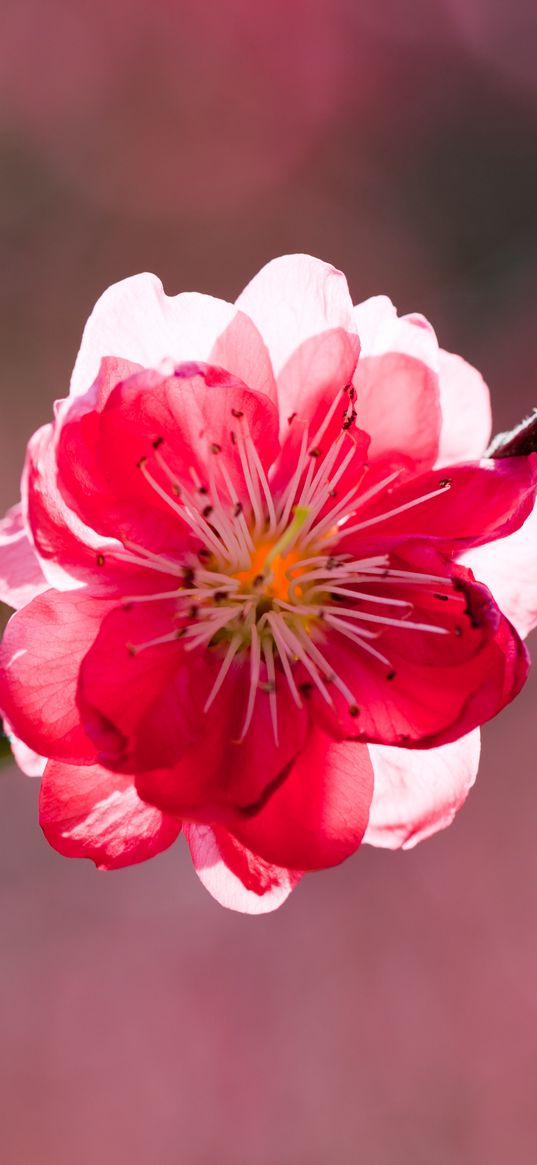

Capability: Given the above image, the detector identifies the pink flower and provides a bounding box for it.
[1,255,536,913]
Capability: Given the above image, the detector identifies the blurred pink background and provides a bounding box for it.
[1,2,537,1162]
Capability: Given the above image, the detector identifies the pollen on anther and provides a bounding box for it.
[202,504,213,518]
[234,502,243,517]
[231,408,243,419]
[210,442,222,455]
[136,455,148,468]
[433,592,449,601]
[439,477,452,488]
[348,704,360,718]
[96,553,105,567]
[308,447,322,458]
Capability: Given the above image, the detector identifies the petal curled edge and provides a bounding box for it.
[463,502,537,640]
[70,273,276,402]
[236,254,356,380]
[184,824,301,914]
[0,503,48,609]
[40,761,180,870]
[3,721,46,777]
[0,590,115,762]
[436,350,492,465]
[364,730,481,849]
[228,726,374,871]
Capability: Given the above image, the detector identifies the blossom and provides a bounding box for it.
[1,255,536,913]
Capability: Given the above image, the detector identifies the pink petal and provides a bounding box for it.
[0,590,115,762]
[70,273,275,401]
[3,720,46,777]
[184,824,301,914]
[307,559,529,748]
[365,730,481,849]
[352,298,441,472]
[24,419,121,593]
[436,349,492,465]
[229,726,374,871]
[78,598,308,813]
[463,501,537,639]
[0,503,48,609]
[40,761,180,869]
[92,365,280,551]
[346,455,537,553]
[236,254,356,380]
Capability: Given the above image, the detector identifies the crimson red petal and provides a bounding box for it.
[0,590,115,762]
[40,761,180,869]
[228,726,374,871]
[184,824,301,913]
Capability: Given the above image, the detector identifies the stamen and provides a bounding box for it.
[239,623,261,740]
[324,613,393,666]
[335,481,452,540]
[262,638,279,745]
[275,425,310,532]
[264,614,304,709]
[271,617,334,705]
[204,634,242,711]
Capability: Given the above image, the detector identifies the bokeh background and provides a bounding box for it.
[1,2,537,1162]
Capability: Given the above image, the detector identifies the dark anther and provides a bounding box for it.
[182,567,195,586]
[287,412,297,424]
[197,547,211,561]
[439,477,452,488]
[308,447,322,458]
[299,682,313,697]
[96,553,105,567]
[231,408,244,419]
[210,442,222,454]
[234,502,243,517]
[198,485,208,495]
[253,574,265,588]
[329,592,346,602]
[202,504,214,519]
[189,605,199,620]
[171,482,181,496]
[386,670,396,681]
[348,704,360,718]
[175,627,187,639]
[454,625,463,637]
[152,436,164,449]
[136,455,148,468]
[213,591,229,601]
[328,488,337,498]
[433,592,449,601]
[325,556,338,569]
[230,430,237,445]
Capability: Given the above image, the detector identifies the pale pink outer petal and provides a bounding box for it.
[352,296,441,470]
[184,824,300,915]
[463,503,537,639]
[436,349,492,465]
[364,730,481,850]
[3,721,46,777]
[70,274,275,401]
[0,503,48,609]
[353,296,439,368]
[235,254,356,377]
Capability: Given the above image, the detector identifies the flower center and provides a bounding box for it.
[108,381,456,744]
